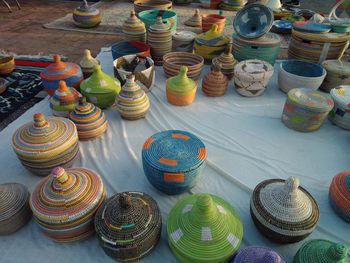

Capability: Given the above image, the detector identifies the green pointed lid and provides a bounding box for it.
[294,239,349,263]
[167,194,243,263]
[166,66,196,93]
[80,65,121,94]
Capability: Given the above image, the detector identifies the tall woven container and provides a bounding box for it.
[167,194,243,263]
[232,246,286,263]
[320,60,350,92]
[30,167,106,242]
[202,63,229,97]
[294,239,349,263]
[250,177,320,243]
[95,192,162,262]
[329,86,350,130]
[329,171,350,222]
[0,183,31,235]
[212,43,237,80]
[12,113,79,176]
[142,130,207,195]
[122,11,146,42]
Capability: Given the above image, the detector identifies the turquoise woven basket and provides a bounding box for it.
[138,9,177,32]
[142,130,207,195]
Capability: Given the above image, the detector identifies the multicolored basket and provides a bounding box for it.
[12,113,79,176]
[329,171,350,223]
[0,183,31,235]
[122,11,146,42]
[250,177,320,243]
[95,192,162,262]
[79,49,100,79]
[49,80,81,117]
[30,167,106,242]
[329,86,350,130]
[72,0,101,28]
[282,88,334,132]
[294,239,349,263]
[232,246,286,263]
[202,63,229,97]
[212,43,237,80]
[321,60,350,93]
[167,194,243,263]
[142,130,207,194]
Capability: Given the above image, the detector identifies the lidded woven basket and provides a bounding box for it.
[212,43,237,80]
[329,86,350,130]
[294,239,349,263]
[95,191,162,262]
[30,166,106,242]
[0,183,31,235]
[329,170,350,222]
[202,63,229,97]
[122,11,146,42]
[250,177,320,243]
[167,194,243,263]
[142,130,207,195]
[12,113,79,176]
[73,0,101,28]
[69,97,108,140]
[232,246,286,263]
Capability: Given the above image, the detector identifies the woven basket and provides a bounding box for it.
[294,239,349,263]
[12,113,79,176]
[122,11,146,42]
[30,167,106,242]
[329,86,350,130]
[95,191,161,262]
[167,194,243,263]
[212,43,237,80]
[69,97,108,140]
[142,130,207,194]
[232,246,286,263]
[320,60,350,93]
[329,171,350,223]
[0,183,31,235]
[202,63,228,97]
[79,49,100,79]
[250,177,320,243]
[133,0,172,15]
[73,0,101,28]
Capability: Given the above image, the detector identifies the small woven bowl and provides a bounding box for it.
[202,14,226,33]
[0,56,15,75]
[163,52,204,80]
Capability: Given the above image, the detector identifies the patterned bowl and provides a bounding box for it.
[0,56,15,75]
[111,41,151,61]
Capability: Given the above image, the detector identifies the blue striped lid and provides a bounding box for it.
[142,130,207,173]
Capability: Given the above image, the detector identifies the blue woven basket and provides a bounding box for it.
[142,130,207,195]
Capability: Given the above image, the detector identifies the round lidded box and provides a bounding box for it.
[167,194,243,263]
[30,167,106,242]
[282,88,334,132]
[321,60,350,92]
[329,86,350,130]
[95,191,162,262]
[0,183,31,235]
[250,177,320,243]
[142,130,207,195]
[202,63,229,97]
[232,246,286,263]
[12,113,79,176]
[329,171,350,223]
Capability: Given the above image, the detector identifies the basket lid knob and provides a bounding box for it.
[119,193,132,209]
[58,80,68,92]
[284,177,300,193]
[33,113,47,128]
[52,167,69,184]
[327,243,348,260]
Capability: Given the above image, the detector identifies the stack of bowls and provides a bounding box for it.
[212,43,236,80]
[172,31,196,53]
[122,11,146,42]
[232,246,286,263]
[12,113,79,176]
[163,52,204,80]
[329,86,350,130]
[320,60,350,92]
[202,14,226,33]
[282,88,334,132]
[202,64,228,97]
[30,167,106,242]
[134,0,172,15]
[138,9,177,32]
[95,192,162,261]
[329,171,350,222]
[142,130,207,194]
[72,1,101,28]
[250,177,320,243]
[147,16,172,65]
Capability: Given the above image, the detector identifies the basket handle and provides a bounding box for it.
[329,0,345,21]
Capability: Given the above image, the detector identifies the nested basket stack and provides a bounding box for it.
[202,63,229,97]
[329,171,350,223]
[212,43,237,80]
[142,130,207,195]
[95,192,162,262]
[49,80,81,117]
[69,97,108,140]
[12,113,79,176]
[329,86,350,130]
[250,177,320,243]
[294,239,350,263]
[147,16,172,66]
[30,167,106,242]
[167,194,243,263]
[0,183,31,235]
[116,74,150,120]
[320,60,350,92]
[122,11,147,42]
[232,246,286,263]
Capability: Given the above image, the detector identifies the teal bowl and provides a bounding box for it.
[138,9,177,32]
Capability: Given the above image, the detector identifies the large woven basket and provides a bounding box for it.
[0,183,31,235]
[142,130,207,194]
[167,194,243,263]
[250,177,320,243]
[30,167,106,242]
[329,170,350,223]
[95,192,161,262]
[232,246,286,263]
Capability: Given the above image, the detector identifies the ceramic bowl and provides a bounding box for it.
[134,0,172,14]
[163,52,204,80]
[202,14,226,33]
[0,56,15,75]
[138,9,177,32]
[111,41,151,60]
[0,78,6,94]
[278,60,327,93]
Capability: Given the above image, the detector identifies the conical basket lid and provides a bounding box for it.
[123,11,146,34]
[117,75,150,109]
[50,81,81,106]
[294,239,349,263]
[167,194,243,262]
[214,44,236,68]
[166,66,196,94]
[70,97,106,126]
[30,167,106,224]
[40,55,81,81]
[79,50,100,69]
[150,16,171,32]
[75,0,98,13]
[233,246,286,263]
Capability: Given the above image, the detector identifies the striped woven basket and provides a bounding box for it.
[167,194,243,263]
[30,167,106,242]
[329,171,350,223]
[95,192,162,262]
[232,246,286,263]
[329,86,350,130]
[0,183,31,235]
[142,130,207,195]
[202,63,229,97]
[250,177,320,243]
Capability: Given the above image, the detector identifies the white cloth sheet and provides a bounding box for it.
[0,48,349,262]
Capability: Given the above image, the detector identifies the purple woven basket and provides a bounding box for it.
[232,246,286,263]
